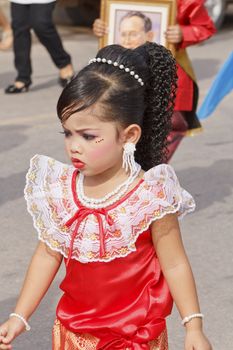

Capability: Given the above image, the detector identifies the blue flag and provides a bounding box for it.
[198,51,233,119]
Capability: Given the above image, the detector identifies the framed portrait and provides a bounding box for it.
[99,0,176,53]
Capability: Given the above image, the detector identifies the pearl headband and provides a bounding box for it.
[88,57,144,86]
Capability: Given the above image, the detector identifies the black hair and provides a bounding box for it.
[57,42,177,169]
[120,11,152,32]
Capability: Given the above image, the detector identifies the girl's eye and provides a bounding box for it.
[82,133,96,140]
[60,130,71,138]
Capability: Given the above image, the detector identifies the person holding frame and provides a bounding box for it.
[93,0,216,161]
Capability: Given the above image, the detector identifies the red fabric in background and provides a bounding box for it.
[167,111,188,161]
[175,0,216,111]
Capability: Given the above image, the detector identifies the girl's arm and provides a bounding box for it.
[0,241,62,349]
[151,213,212,350]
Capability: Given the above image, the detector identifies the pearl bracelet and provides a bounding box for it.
[181,313,204,326]
[9,313,31,331]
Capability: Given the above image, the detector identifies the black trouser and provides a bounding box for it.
[11,2,71,83]
[182,81,201,130]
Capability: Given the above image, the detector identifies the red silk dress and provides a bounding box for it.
[25,155,195,350]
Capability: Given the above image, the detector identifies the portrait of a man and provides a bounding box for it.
[114,10,160,49]
[106,2,170,47]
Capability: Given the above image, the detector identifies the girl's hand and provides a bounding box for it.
[93,19,108,37]
[185,329,212,350]
[0,318,26,349]
[165,24,183,44]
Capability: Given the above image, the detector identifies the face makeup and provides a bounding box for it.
[71,157,85,169]
[95,138,104,144]
[63,105,125,177]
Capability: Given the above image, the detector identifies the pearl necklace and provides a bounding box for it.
[77,164,141,209]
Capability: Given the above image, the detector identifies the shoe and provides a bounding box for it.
[185,127,203,137]
[183,111,203,136]
[58,75,74,88]
[5,81,31,94]
[184,112,202,129]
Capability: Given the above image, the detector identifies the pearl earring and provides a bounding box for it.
[122,142,137,175]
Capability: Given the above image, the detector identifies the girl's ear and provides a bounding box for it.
[121,124,141,145]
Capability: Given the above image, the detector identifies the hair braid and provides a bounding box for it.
[135,43,177,169]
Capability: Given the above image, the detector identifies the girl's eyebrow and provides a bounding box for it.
[76,128,100,132]
[62,126,100,132]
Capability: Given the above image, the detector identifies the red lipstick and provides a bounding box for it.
[71,157,85,169]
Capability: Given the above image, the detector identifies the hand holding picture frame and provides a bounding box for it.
[99,0,176,53]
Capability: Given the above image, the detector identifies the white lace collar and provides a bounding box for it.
[24,155,195,263]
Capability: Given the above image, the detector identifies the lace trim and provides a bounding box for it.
[24,155,195,263]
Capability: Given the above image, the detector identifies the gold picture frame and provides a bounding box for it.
[99,0,176,54]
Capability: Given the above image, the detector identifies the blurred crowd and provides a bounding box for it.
[0,0,217,161]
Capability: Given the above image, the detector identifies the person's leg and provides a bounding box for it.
[166,111,188,162]
[30,3,73,85]
[0,9,11,30]
[171,110,188,132]
[183,82,202,135]
[0,9,13,50]
[10,3,32,84]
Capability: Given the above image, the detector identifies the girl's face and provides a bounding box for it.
[62,104,125,177]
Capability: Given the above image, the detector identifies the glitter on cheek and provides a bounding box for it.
[95,138,104,144]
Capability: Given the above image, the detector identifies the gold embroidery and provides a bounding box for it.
[157,190,165,199]
[89,233,98,241]
[52,319,169,350]
[114,230,121,237]
[120,207,126,214]
[28,172,36,181]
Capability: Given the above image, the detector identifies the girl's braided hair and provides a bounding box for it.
[57,42,177,170]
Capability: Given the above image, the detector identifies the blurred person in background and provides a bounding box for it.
[5,0,74,94]
[93,1,216,160]
[0,8,13,50]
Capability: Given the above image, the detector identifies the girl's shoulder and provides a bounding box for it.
[143,163,180,185]
[25,154,73,185]
[137,163,195,220]
[24,154,74,205]
[143,163,184,198]
[24,153,75,231]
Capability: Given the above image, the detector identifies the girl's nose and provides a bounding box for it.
[70,140,82,154]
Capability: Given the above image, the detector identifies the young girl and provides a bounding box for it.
[0,42,212,350]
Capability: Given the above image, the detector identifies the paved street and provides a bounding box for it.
[0,12,233,350]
